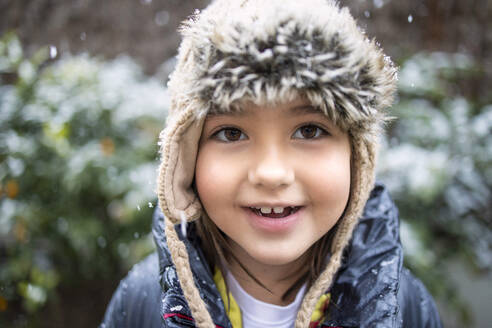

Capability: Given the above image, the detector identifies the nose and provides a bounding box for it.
[248,148,295,189]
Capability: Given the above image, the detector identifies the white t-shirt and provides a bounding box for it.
[225,270,307,328]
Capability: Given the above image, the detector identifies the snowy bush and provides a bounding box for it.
[378,51,491,323]
[0,33,167,324]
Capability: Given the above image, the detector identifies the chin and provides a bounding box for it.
[247,248,306,267]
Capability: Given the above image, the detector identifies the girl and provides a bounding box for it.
[102,0,442,327]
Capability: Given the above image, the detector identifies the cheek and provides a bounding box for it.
[195,149,221,209]
[307,145,351,215]
[195,146,240,218]
[196,151,220,194]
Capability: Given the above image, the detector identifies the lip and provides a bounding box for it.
[245,203,300,208]
[242,206,303,233]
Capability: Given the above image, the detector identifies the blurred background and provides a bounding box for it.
[0,0,490,327]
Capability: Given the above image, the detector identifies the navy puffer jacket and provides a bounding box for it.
[101,183,442,328]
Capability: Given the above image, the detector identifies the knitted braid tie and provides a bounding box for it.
[157,105,214,327]
[164,215,216,328]
[294,136,375,327]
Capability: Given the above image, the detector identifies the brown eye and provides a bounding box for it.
[293,124,326,139]
[214,128,246,142]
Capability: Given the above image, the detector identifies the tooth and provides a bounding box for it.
[260,207,272,214]
[273,207,284,214]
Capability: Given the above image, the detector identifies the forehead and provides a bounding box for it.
[206,98,325,119]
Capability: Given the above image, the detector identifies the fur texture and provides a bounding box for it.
[175,0,396,133]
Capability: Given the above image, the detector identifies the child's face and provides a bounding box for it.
[195,97,351,268]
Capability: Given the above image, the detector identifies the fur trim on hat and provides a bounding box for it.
[177,0,396,131]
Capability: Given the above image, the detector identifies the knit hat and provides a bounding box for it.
[157,0,397,327]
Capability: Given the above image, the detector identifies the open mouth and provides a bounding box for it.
[248,206,302,219]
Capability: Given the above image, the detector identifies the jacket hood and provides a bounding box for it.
[156,0,397,326]
[153,183,403,327]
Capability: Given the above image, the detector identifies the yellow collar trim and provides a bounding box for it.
[214,268,243,328]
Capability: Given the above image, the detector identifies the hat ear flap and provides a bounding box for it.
[158,105,204,224]
[332,135,376,251]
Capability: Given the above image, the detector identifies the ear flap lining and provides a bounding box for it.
[158,106,205,224]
